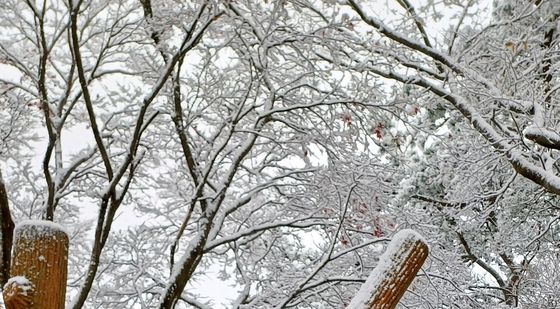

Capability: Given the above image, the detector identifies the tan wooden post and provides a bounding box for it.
[2,221,69,309]
[347,229,428,309]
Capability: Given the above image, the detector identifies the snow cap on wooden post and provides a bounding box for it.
[347,229,428,309]
[3,220,69,309]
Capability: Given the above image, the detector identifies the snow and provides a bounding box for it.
[5,276,30,287]
[346,229,427,309]
[523,126,560,149]
[4,276,33,295]
[15,220,69,238]
[364,65,560,195]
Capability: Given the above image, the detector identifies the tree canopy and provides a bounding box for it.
[1,0,559,307]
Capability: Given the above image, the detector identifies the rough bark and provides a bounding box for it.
[4,222,69,309]
[347,230,429,309]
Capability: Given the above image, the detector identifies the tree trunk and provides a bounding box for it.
[0,170,14,286]
[3,221,68,309]
[347,229,429,309]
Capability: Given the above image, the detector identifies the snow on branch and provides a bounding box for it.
[345,0,533,115]
[348,64,560,195]
[524,126,560,150]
